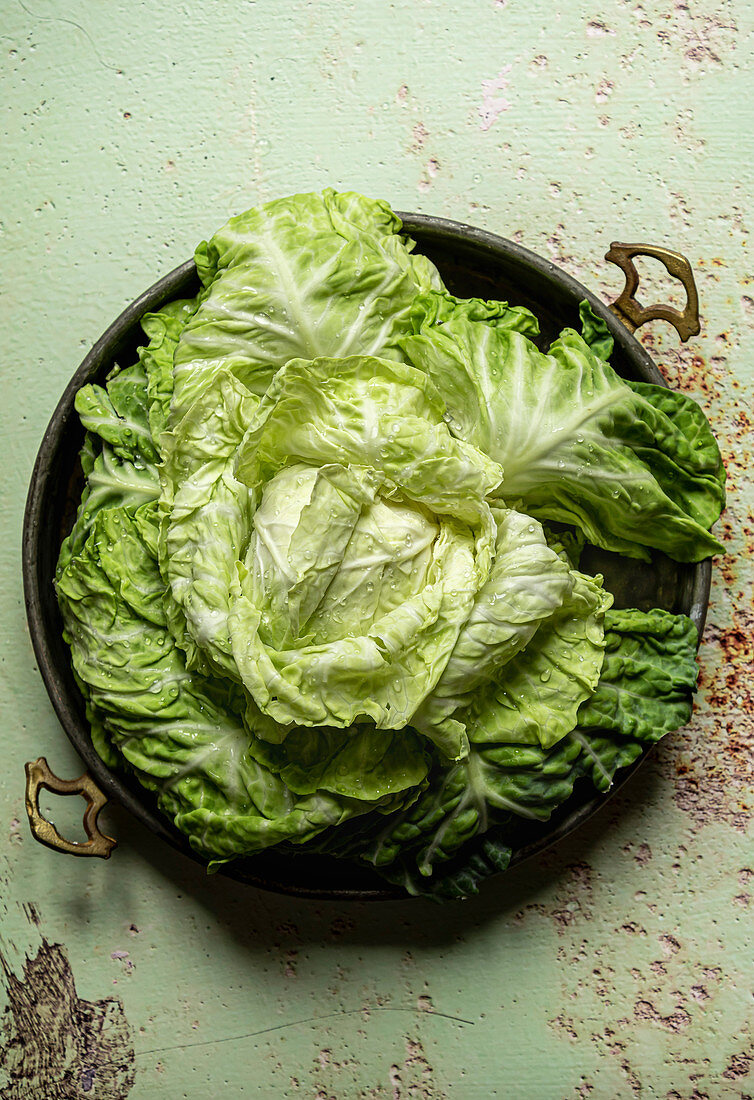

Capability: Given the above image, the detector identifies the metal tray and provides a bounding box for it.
[22,215,709,899]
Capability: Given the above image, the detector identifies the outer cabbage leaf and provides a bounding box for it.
[368,738,584,878]
[56,360,163,578]
[138,295,204,440]
[625,379,728,528]
[170,189,441,421]
[541,302,720,532]
[365,606,698,897]
[578,299,614,361]
[57,295,201,579]
[401,311,725,562]
[247,722,429,801]
[75,360,158,466]
[576,608,698,744]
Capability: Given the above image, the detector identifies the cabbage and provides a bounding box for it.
[56,190,723,897]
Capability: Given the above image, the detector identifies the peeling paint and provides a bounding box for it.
[0,940,135,1098]
[417,155,439,194]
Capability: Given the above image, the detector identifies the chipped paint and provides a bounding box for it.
[586,19,616,37]
[479,67,513,130]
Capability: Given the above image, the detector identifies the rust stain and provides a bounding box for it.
[6,820,20,848]
[272,921,302,978]
[670,604,754,831]
[633,998,692,1031]
[658,933,681,956]
[283,949,299,978]
[585,954,726,1094]
[619,922,646,936]
[549,1014,579,1040]
[328,916,355,940]
[632,842,652,866]
[628,954,723,1038]
[0,939,135,1098]
[595,78,615,103]
[632,328,754,835]
[631,1,739,73]
[637,335,725,405]
[586,19,616,37]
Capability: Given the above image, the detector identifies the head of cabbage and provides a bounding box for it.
[55,190,720,896]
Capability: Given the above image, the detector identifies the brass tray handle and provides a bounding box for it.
[25,756,116,858]
[605,242,700,341]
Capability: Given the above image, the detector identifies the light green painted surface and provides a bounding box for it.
[1,1,752,1096]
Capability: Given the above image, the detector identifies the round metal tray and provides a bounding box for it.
[23,214,710,898]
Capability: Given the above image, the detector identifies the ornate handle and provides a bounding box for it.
[25,757,116,858]
[605,242,700,341]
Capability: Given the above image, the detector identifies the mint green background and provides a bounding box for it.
[2,2,752,1096]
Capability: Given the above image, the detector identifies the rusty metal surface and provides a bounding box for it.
[1,1,752,1095]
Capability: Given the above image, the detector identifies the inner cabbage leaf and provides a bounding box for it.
[230,354,502,757]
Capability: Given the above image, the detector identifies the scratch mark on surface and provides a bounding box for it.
[16,0,121,72]
[21,904,39,928]
[135,1005,475,1057]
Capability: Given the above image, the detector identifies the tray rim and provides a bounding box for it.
[22,212,712,900]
